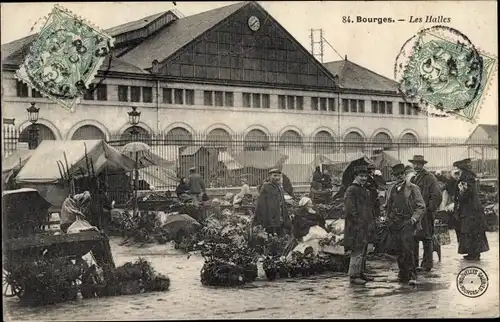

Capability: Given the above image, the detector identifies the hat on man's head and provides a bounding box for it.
[189,166,197,171]
[408,155,428,164]
[269,168,282,175]
[353,165,369,175]
[404,165,415,173]
[391,163,405,174]
[453,158,471,169]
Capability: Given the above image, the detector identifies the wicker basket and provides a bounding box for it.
[434,223,451,245]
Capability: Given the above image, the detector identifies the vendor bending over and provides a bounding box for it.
[60,191,92,233]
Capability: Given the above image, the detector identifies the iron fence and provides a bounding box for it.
[2,128,498,205]
[106,133,499,191]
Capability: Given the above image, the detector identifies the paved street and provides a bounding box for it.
[4,230,499,320]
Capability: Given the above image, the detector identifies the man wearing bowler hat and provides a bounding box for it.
[384,163,426,285]
[408,155,442,272]
[253,168,292,236]
[344,165,376,285]
[187,166,206,202]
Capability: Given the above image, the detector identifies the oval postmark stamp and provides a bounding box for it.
[456,266,489,298]
[394,26,497,122]
[15,5,115,111]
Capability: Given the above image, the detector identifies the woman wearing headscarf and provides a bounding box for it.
[453,158,489,260]
[60,191,92,233]
[175,177,190,200]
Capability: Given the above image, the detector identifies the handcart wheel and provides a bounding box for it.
[3,269,24,298]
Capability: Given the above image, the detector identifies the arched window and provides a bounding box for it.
[373,132,393,150]
[19,124,56,149]
[205,128,232,148]
[165,127,193,145]
[314,131,336,153]
[344,131,364,152]
[278,130,303,148]
[244,129,269,151]
[401,133,418,146]
[71,125,106,140]
[120,126,152,145]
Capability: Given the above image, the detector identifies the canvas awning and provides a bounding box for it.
[2,149,33,184]
[218,151,243,170]
[15,140,139,184]
[234,150,288,169]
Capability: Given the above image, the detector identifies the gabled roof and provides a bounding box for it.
[180,146,207,156]
[467,124,498,144]
[119,2,248,69]
[106,11,171,37]
[323,59,399,93]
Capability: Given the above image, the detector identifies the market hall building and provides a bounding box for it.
[2,1,427,154]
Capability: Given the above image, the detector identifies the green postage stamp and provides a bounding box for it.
[395,26,496,122]
[15,5,114,111]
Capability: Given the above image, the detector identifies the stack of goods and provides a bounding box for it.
[479,185,499,232]
[9,257,84,305]
[314,201,345,220]
[200,240,258,287]
[104,258,170,296]
[125,191,175,211]
[110,211,169,244]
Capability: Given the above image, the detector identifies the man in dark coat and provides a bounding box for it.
[253,168,292,235]
[409,155,442,272]
[385,164,426,286]
[344,165,375,285]
[187,167,206,201]
[453,158,490,260]
[366,163,381,220]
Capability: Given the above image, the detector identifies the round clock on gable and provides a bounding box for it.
[248,16,260,31]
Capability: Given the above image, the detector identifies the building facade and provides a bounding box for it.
[2,1,427,153]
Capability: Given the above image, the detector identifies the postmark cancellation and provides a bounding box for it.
[14,5,115,111]
[395,26,497,123]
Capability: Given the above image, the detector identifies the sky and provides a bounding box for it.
[1,1,497,138]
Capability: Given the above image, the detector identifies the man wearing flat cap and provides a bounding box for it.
[452,157,489,260]
[344,165,375,285]
[384,163,426,285]
[408,155,442,272]
[253,168,292,236]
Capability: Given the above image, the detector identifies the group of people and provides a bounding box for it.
[344,155,490,286]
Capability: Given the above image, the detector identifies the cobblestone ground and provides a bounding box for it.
[4,230,499,320]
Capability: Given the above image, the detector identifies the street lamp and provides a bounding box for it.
[26,102,40,149]
[128,106,141,138]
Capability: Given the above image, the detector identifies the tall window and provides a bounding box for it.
[174,89,184,104]
[319,97,326,111]
[204,91,213,106]
[83,85,95,100]
[131,86,141,102]
[31,89,43,98]
[328,98,335,111]
[95,84,107,101]
[371,101,378,113]
[296,96,303,110]
[118,86,128,102]
[379,101,386,114]
[186,89,195,105]
[278,95,286,109]
[252,93,261,108]
[242,93,251,107]
[386,102,393,114]
[413,105,419,115]
[311,97,319,110]
[16,81,28,97]
[142,87,152,103]
[350,99,357,113]
[163,88,172,104]
[287,96,295,110]
[342,99,349,112]
[399,102,405,115]
[262,94,270,108]
[358,100,365,113]
[214,91,224,106]
[406,104,412,115]
[225,92,234,107]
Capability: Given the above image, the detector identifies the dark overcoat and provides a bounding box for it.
[411,169,442,239]
[254,181,291,232]
[454,171,489,234]
[343,182,375,251]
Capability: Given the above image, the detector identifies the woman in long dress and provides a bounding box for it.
[453,158,490,260]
